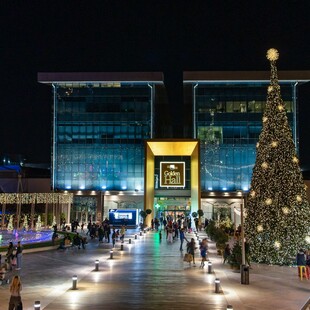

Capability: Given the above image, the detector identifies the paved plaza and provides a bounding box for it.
[0,228,309,310]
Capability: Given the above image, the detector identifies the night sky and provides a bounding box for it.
[1,1,310,166]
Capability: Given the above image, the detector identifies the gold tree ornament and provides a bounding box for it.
[305,236,310,244]
[263,116,268,123]
[265,198,272,205]
[261,162,268,169]
[274,241,281,249]
[282,207,290,214]
[256,142,259,148]
[266,48,279,61]
[250,190,256,198]
[271,141,278,148]
[296,195,302,202]
[292,156,299,163]
[268,86,273,93]
[278,105,284,111]
[257,225,264,232]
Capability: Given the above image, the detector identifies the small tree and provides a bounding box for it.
[23,215,29,231]
[140,209,152,228]
[36,215,42,232]
[198,209,204,218]
[192,211,198,218]
[228,241,242,269]
[7,215,14,232]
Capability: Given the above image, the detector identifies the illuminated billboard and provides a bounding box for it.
[160,162,185,187]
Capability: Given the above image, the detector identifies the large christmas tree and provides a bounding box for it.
[245,48,310,265]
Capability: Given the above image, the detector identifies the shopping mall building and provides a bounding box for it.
[38,71,310,226]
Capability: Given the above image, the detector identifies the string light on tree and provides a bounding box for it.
[245,48,310,265]
[274,241,281,249]
[36,215,42,232]
[7,215,14,232]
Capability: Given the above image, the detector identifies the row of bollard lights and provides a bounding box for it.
[194,231,234,310]
[32,230,149,309]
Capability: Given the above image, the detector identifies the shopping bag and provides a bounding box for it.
[183,253,193,262]
[11,257,17,266]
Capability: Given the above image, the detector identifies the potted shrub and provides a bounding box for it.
[214,228,228,256]
[228,241,242,270]
[140,209,152,228]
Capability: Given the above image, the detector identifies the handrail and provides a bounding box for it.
[300,298,310,310]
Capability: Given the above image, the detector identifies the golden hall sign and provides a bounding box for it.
[160,162,185,187]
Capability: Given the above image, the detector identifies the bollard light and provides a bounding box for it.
[215,278,220,293]
[110,250,114,259]
[208,261,212,274]
[143,229,146,234]
[34,300,40,310]
[95,259,99,271]
[227,305,233,310]
[129,238,132,244]
[135,234,137,239]
[72,275,77,290]
[120,244,124,251]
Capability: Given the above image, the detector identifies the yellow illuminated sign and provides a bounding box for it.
[160,162,185,187]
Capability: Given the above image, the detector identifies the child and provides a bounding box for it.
[112,229,116,248]
[0,263,9,285]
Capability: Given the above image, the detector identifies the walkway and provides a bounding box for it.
[0,229,309,309]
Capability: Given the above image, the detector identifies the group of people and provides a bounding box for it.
[3,241,23,271]
[0,242,23,309]
[296,249,310,278]
[160,215,209,267]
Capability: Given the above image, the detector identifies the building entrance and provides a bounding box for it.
[154,197,191,222]
[144,140,200,228]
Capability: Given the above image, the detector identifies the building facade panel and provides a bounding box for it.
[53,83,154,191]
[189,81,297,192]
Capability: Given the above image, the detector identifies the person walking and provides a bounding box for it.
[223,243,231,263]
[167,225,173,243]
[179,228,188,251]
[8,275,23,310]
[15,242,23,271]
[120,225,126,243]
[6,242,14,271]
[187,238,197,266]
[112,229,116,248]
[199,238,208,268]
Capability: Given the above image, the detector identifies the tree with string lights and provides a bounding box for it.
[245,48,310,265]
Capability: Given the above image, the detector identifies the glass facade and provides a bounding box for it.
[53,83,153,191]
[193,82,295,192]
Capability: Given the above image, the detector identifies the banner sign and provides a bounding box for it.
[160,162,185,187]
